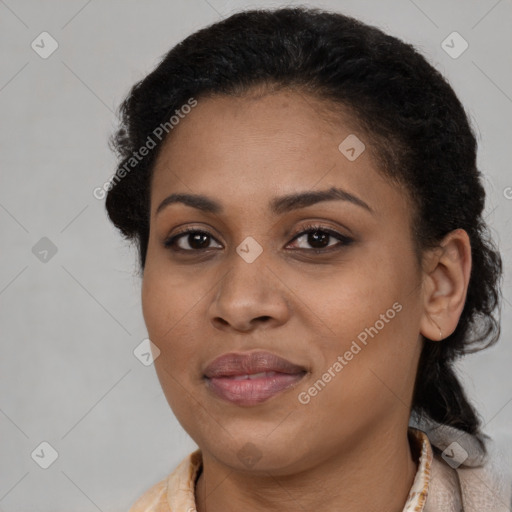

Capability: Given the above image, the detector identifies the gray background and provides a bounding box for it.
[1,0,511,510]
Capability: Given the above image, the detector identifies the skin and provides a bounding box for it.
[141,87,471,512]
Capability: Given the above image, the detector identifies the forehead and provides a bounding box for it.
[149,89,408,220]
[161,88,358,145]
[153,90,359,175]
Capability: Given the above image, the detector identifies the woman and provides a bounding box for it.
[105,6,511,511]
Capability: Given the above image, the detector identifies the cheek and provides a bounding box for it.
[296,312,418,441]
[293,260,399,344]
[141,270,207,427]
[141,275,195,392]
[141,260,205,339]
[295,259,421,410]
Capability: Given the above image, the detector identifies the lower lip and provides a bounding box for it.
[205,372,306,406]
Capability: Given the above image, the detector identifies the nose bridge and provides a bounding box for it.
[219,241,272,302]
[209,241,288,330]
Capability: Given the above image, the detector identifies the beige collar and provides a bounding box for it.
[163,427,434,512]
[128,426,510,511]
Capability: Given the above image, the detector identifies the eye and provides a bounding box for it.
[164,229,222,252]
[288,223,354,252]
[163,223,354,254]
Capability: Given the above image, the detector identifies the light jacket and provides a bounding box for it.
[128,424,512,511]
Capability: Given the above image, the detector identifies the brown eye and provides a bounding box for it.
[164,230,222,251]
[288,225,354,252]
[163,224,353,255]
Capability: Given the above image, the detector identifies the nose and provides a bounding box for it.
[208,251,290,333]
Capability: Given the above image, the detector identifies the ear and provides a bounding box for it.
[419,228,472,341]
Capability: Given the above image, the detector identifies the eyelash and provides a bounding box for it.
[163,223,354,254]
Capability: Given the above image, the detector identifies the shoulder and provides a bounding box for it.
[455,449,512,511]
[422,423,512,512]
[426,451,512,511]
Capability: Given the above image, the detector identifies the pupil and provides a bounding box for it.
[190,233,210,249]
[309,230,328,248]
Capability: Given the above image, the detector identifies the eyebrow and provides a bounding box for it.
[155,186,374,216]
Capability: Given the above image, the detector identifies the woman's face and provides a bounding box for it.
[142,89,426,473]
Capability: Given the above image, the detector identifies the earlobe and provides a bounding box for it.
[419,229,472,342]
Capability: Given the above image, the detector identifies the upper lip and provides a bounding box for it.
[203,351,307,378]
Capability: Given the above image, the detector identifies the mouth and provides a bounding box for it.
[203,351,308,406]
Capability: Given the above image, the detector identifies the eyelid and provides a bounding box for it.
[163,222,354,253]
[163,225,222,249]
[287,223,353,250]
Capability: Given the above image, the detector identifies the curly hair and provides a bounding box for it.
[104,6,503,451]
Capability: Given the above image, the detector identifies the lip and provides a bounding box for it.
[203,351,307,406]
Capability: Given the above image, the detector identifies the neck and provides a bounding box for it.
[195,422,419,512]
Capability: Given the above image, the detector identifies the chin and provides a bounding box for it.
[195,426,311,474]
